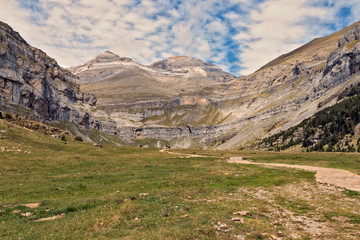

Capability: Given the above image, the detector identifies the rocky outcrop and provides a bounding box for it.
[338,25,360,47]
[0,21,116,134]
[150,56,237,82]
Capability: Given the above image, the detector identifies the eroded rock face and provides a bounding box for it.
[0,21,114,134]
[150,56,237,82]
[338,25,360,47]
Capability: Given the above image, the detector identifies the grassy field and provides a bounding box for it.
[0,119,360,239]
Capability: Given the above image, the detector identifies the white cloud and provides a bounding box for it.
[0,0,359,77]
[238,0,327,75]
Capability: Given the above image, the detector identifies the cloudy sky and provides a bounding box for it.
[0,0,358,75]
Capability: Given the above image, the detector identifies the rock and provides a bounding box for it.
[51,134,60,138]
[139,193,149,196]
[180,214,189,218]
[234,235,245,240]
[231,217,244,223]
[21,212,32,217]
[338,25,360,47]
[270,235,278,240]
[213,222,230,232]
[93,143,99,147]
[233,211,252,216]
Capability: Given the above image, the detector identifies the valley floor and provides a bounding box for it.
[0,119,360,239]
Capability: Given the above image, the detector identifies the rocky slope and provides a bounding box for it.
[70,21,360,149]
[0,21,117,139]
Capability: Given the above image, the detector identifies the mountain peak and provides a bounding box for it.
[95,50,133,63]
[150,55,213,70]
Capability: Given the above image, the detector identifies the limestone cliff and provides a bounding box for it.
[0,21,116,136]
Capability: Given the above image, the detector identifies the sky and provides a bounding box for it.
[0,0,359,76]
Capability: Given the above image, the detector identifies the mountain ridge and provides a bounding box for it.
[2,20,360,149]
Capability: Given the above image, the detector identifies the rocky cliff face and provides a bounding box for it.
[0,21,116,136]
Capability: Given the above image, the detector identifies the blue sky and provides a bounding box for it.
[0,0,358,75]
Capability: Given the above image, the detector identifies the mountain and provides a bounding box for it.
[2,19,360,149]
[70,21,360,149]
[70,51,238,148]
[0,21,117,142]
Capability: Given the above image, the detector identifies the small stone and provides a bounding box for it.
[12,210,20,213]
[233,211,252,216]
[277,231,284,237]
[271,235,278,240]
[139,193,149,196]
[180,214,189,218]
[231,217,244,223]
[213,222,230,232]
[235,235,245,240]
[21,212,32,217]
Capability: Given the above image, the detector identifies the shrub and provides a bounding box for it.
[61,135,66,141]
[0,112,2,119]
[74,136,83,142]
[5,113,12,119]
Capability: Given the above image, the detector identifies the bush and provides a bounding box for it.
[61,135,66,141]
[0,112,2,119]
[5,113,12,119]
[74,136,83,142]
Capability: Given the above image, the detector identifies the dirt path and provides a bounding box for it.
[228,157,360,192]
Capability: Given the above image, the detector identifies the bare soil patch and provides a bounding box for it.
[228,157,360,192]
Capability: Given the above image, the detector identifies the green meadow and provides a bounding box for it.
[0,119,359,239]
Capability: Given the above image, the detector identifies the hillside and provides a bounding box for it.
[260,83,360,152]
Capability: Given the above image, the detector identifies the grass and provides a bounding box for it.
[0,119,360,239]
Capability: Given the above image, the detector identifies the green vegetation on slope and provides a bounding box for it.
[262,83,360,152]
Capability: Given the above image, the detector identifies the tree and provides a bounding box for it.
[75,136,83,142]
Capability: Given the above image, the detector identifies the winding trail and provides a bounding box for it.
[228,157,360,192]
